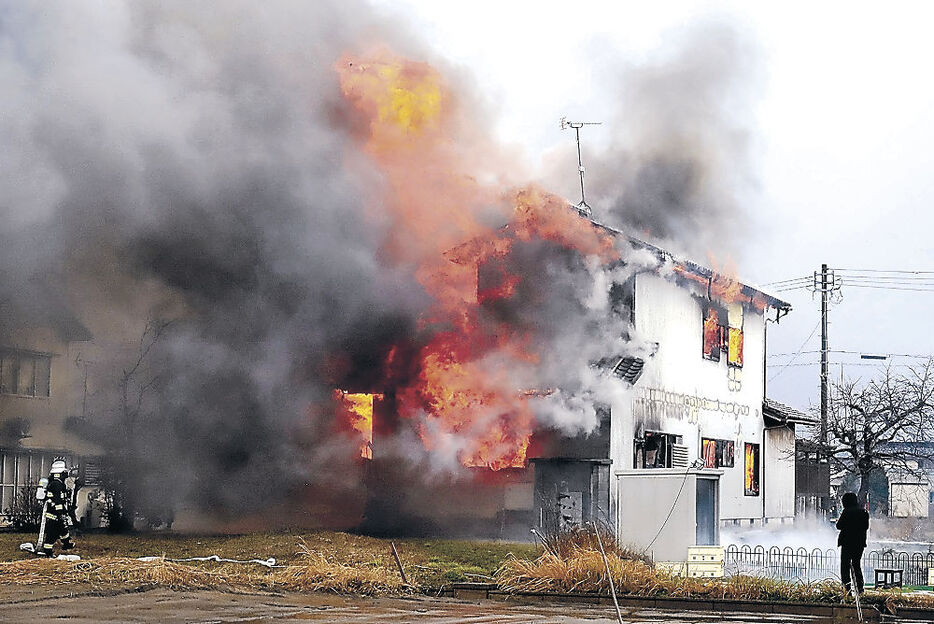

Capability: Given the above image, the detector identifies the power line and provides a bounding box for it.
[768,319,821,382]
[769,349,933,359]
[766,361,915,368]
[840,271,934,282]
[763,276,812,286]
[835,268,934,274]
[841,284,934,293]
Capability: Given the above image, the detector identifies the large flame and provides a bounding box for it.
[334,390,381,460]
[335,51,618,470]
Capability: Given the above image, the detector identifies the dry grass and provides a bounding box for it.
[534,524,649,564]
[0,548,403,595]
[495,545,934,613]
[0,531,537,594]
[271,542,404,594]
[0,557,242,591]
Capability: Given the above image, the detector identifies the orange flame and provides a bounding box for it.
[334,390,381,459]
[672,256,766,313]
[336,51,618,470]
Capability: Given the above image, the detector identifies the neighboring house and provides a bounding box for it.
[794,438,831,517]
[887,465,929,518]
[874,442,934,518]
[0,289,102,525]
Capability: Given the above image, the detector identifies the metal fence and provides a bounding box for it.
[725,544,934,586]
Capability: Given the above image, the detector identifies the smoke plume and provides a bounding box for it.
[544,17,763,260]
[0,0,436,524]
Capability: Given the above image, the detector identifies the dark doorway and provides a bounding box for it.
[695,478,718,545]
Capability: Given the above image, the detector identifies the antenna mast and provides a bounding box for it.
[561,117,601,217]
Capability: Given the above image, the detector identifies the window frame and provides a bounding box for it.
[634,431,683,469]
[701,301,744,368]
[701,437,735,468]
[744,442,760,496]
[0,349,52,398]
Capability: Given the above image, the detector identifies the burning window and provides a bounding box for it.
[702,304,724,362]
[334,391,382,460]
[744,443,760,496]
[727,327,744,367]
[702,302,743,368]
[633,431,682,469]
[701,438,735,468]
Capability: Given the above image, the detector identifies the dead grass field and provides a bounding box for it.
[0,530,538,592]
[3,529,934,614]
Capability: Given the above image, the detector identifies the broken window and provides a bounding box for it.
[702,303,724,361]
[701,438,735,468]
[744,443,760,496]
[0,351,51,398]
[609,276,635,326]
[727,327,744,367]
[702,302,744,368]
[633,431,682,469]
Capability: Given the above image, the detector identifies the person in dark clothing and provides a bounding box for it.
[837,492,869,593]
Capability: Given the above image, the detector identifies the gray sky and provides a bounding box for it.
[372,0,934,412]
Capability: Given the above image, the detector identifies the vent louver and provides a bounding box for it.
[671,444,690,469]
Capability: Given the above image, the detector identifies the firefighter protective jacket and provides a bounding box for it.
[45,477,70,522]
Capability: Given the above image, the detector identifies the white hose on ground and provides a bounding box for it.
[136,554,279,568]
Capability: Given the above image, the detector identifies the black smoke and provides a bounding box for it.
[0,0,431,524]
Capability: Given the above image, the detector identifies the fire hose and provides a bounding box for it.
[136,555,280,568]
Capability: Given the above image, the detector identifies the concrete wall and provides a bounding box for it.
[610,273,790,524]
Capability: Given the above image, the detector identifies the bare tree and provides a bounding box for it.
[104,318,174,530]
[817,361,934,507]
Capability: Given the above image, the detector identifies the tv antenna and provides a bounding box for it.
[560,117,601,218]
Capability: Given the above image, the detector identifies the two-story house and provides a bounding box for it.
[360,215,811,552]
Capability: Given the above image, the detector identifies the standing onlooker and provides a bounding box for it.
[837,492,869,593]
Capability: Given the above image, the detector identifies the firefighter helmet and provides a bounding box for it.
[50,459,67,475]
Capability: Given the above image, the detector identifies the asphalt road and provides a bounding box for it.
[0,586,855,623]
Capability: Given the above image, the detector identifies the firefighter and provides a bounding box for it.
[38,459,76,557]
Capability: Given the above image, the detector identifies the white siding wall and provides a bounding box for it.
[610,272,789,523]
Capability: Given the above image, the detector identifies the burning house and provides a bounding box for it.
[0,8,798,541]
[337,200,807,556]
[325,53,809,556]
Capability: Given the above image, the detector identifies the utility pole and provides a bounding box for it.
[812,263,841,443]
[812,264,840,516]
[820,263,829,444]
[560,117,601,218]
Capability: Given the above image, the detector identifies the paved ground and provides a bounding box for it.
[0,586,856,623]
